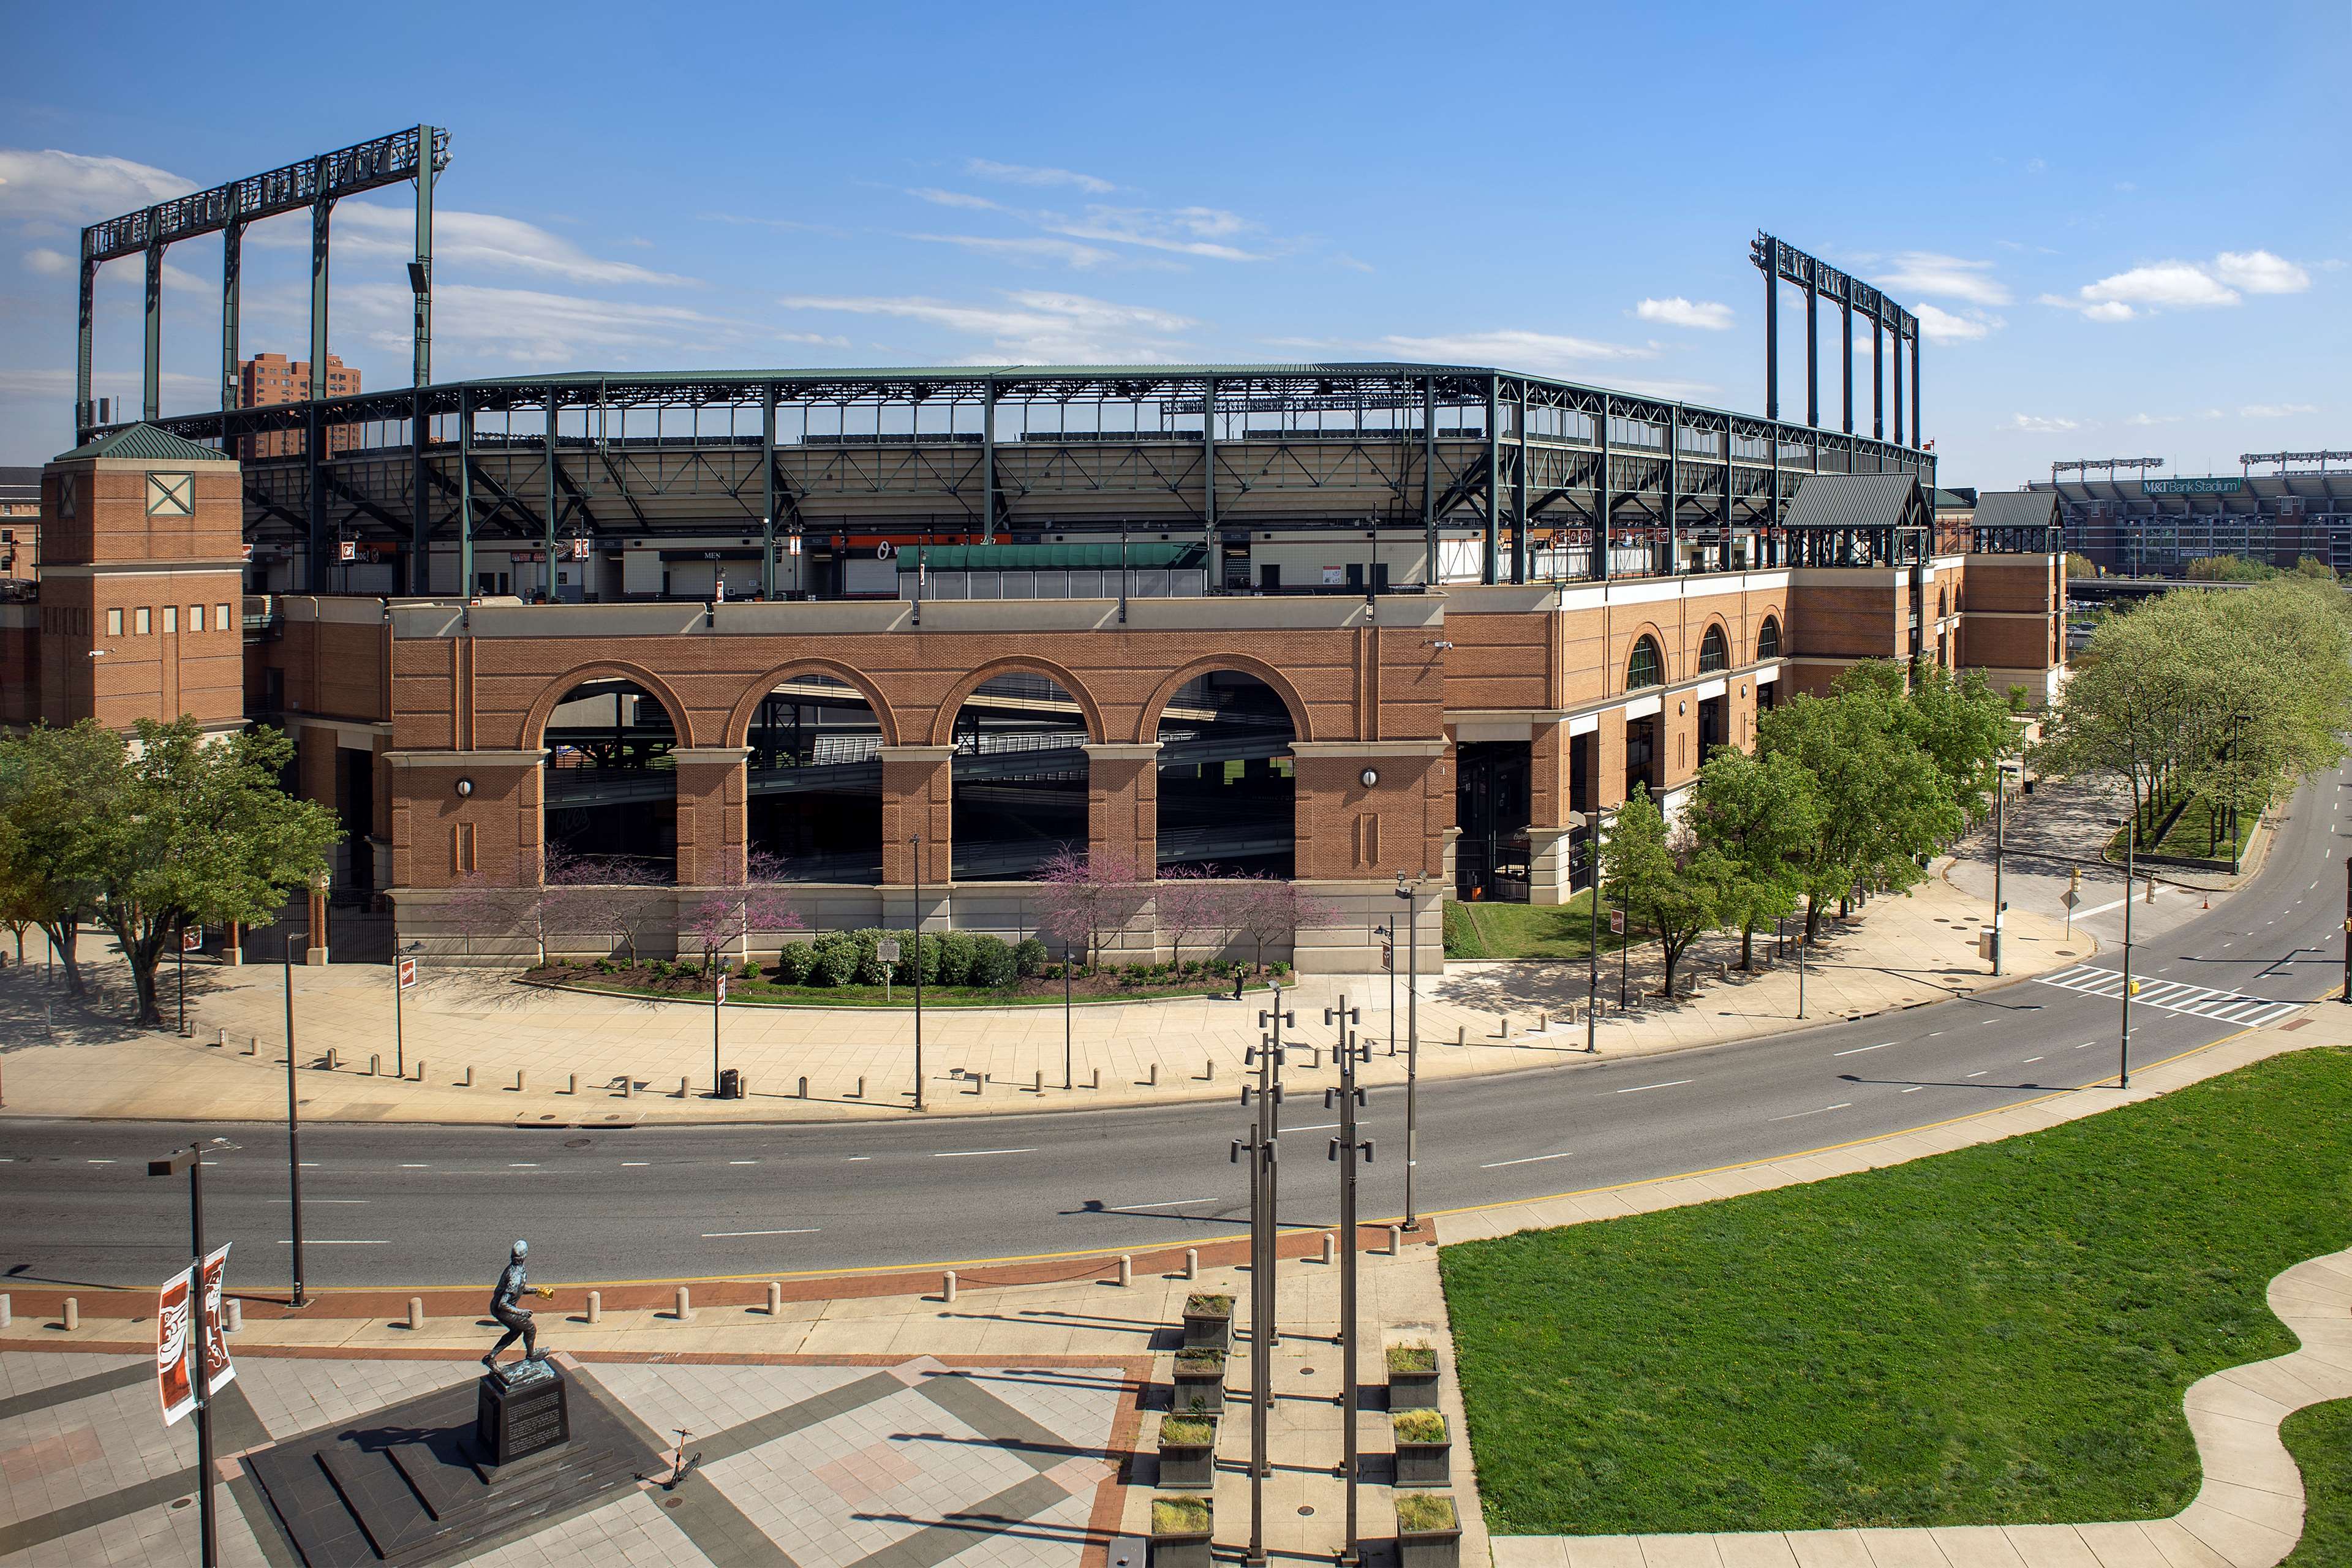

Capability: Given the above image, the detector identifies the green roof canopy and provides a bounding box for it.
[53,423,233,464]
[897,543,1207,573]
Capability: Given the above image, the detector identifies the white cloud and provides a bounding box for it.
[2084,260,2239,309]
[908,188,1004,212]
[21,246,68,276]
[2240,402,2318,419]
[2003,413,2080,433]
[1046,205,1262,262]
[905,233,1128,270]
[1635,296,1733,331]
[2122,413,2179,427]
[780,290,1196,362]
[341,281,744,363]
[1332,254,1375,274]
[0,147,193,225]
[295,200,696,288]
[1872,252,2011,307]
[1915,302,2003,342]
[965,159,1115,195]
[2211,249,2309,295]
[1376,328,1657,375]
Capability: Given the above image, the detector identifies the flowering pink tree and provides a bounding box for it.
[1153,864,1231,964]
[1031,846,1144,967]
[440,872,523,959]
[1224,873,1339,972]
[681,887,803,969]
[552,854,667,963]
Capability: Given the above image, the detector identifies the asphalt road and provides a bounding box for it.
[3,764,2343,1296]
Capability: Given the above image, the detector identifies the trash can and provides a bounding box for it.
[719,1068,745,1100]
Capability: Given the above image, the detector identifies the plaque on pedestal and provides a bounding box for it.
[477,1361,570,1469]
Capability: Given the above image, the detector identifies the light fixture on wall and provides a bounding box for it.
[454,777,474,799]
[1360,767,1379,788]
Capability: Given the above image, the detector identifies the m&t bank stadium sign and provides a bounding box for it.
[2142,478,2244,496]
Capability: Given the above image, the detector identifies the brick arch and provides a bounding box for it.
[720,658,901,749]
[924,655,1108,746]
[1620,621,1671,692]
[1754,606,1786,662]
[1132,655,1316,745]
[520,661,699,750]
[1696,614,1734,674]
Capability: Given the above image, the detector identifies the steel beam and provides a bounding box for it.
[412,124,435,389]
[1201,376,1216,565]
[1911,336,1922,451]
[143,237,163,421]
[457,386,474,596]
[1596,399,1611,582]
[1873,322,1884,442]
[1763,263,1779,421]
[409,387,431,594]
[221,203,244,442]
[1841,299,1853,434]
[1483,376,1501,585]
[1804,284,1818,429]
[761,383,778,598]
[1892,329,1905,448]
[544,391,559,600]
[981,379,998,545]
[304,404,325,591]
[309,168,332,417]
[1511,383,1528,584]
[1421,375,1436,586]
[76,254,96,440]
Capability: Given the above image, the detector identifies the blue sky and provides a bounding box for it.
[1,1,2342,488]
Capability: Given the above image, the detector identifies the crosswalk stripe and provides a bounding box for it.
[2029,965,2296,1028]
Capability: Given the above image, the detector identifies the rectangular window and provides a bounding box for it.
[217,602,232,629]
[190,604,205,632]
[135,606,151,635]
[163,606,177,634]
[107,608,123,636]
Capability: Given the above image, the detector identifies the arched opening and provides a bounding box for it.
[541,677,678,881]
[1156,670,1297,877]
[1627,635,1664,690]
[1756,616,1782,662]
[1624,635,1665,799]
[951,670,1091,880]
[747,671,884,883]
[1698,624,1729,674]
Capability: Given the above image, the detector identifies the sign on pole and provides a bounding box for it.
[156,1265,197,1425]
[198,1243,234,1399]
[1609,910,1626,935]
[876,938,902,965]
[396,957,418,990]
[181,925,204,952]
[715,970,728,1004]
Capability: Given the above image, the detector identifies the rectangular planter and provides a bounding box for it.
[1398,1523,1463,1568]
[1181,1297,1233,1353]
[1155,1417,1218,1490]
[1170,1357,1226,1415]
[1151,1496,1214,1568]
[1387,1365,1440,1411]
[1393,1440,1451,1488]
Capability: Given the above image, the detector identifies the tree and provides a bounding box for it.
[2063,551,2098,581]
[0,720,115,994]
[1223,873,1338,973]
[1154,864,1231,964]
[2291,555,2338,581]
[680,878,803,971]
[1757,687,1961,940]
[1834,660,2015,826]
[3,718,342,1026]
[1688,748,1823,970]
[1599,787,1727,998]
[1032,846,1145,966]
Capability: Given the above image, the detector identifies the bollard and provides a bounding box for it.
[854,1076,865,1099]
[586,1291,601,1324]
[461,1066,473,1088]
[369,1054,380,1077]
[567,1072,577,1095]
[679,1076,690,1098]
[1033,1069,1043,1093]
[942,1270,957,1304]
[414,1060,426,1082]
[62,1298,78,1332]
[1204,1059,1213,1081]
[244,1037,257,1057]
[620,1074,631,1099]
[1117,1254,1133,1287]
[797,1076,809,1099]
[224,1299,243,1334]
[0,1293,10,1329]
[1539,1011,1549,1032]
[406,1297,423,1331]
[1385,1224,1402,1256]
[516,1069,527,1093]
[765,1281,783,1317]
[1321,1232,1337,1266]
[325,1047,338,1071]
[1147,1063,1159,1087]
[673,1286,692,1323]
[216,1028,227,1047]
[1090,1067,1101,1090]
[1456,1025,1466,1046]
[1183,1248,1199,1282]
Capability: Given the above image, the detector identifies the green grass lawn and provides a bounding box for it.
[2282,1400,2352,1566]
[1442,892,1648,962]
[1440,1047,2352,1535]
[2102,792,2261,864]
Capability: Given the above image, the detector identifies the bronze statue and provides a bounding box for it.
[483,1239,554,1373]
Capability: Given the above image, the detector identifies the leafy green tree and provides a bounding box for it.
[1688,748,1824,970]
[1833,660,2015,826]
[2291,555,2338,580]
[1600,786,1727,998]
[17,718,344,1026]
[1757,687,1962,941]
[2185,554,2275,582]
[0,722,116,994]
[2063,551,2097,581]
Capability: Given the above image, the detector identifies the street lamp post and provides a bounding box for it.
[1989,759,2022,976]
[1232,991,1291,1568]
[148,1137,236,1568]
[911,831,925,1112]
[176,922,192,1038]
[1569,810,1598,1054]
[1796,898,1809,1019]
[2106,814,2136,1088]
[1373,924,1395,1060]
[1322,995,1371,1567]
[1063,936,1075,1090]
[1392,875,1423,1230]
[282,935,306,1307]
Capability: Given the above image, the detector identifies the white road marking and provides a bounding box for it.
[1615,1079,1694,1094]
[1480,1151,1578,1169]
[2022,1056,2043,1063]
[1967,1071,1988,1078]
[85,1159,113,1164]
[399,1163,431,1168]
[843,1156,872,1162]
[1289,1123,1341,1132]
[276,1239,387,1245]
[1926,1031,1942,1038]
[1107,1197,1217,1210]
[934,1148,1035,1158]
[621,1161,650,1167]
[701,1228,821,1238]
[312,1199,369,1205]
[1833,1043,1893,1057]
[1771,1103,1852,1121]
[1902,1085,1925,1093]
[508,1163,538,1168]
[728,1160,758,1166]
[2073,897,2129,919]
[299,1162,318,1168]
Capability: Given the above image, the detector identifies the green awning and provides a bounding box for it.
[897,543,1207,572]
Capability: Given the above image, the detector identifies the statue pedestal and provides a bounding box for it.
[476,1361,570,1469]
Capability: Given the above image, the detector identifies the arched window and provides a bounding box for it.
[1626,635,1664,691]
[1937,587,1948,619]
[1756,616,1782,662]
[1698,624,1728,674]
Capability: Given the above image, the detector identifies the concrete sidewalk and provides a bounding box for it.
[0,865,2084,1128]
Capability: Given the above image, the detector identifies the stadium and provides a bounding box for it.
[1,127,2067,971]
[2039,454,2352,576]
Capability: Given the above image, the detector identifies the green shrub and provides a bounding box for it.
[737,960,758,980]
[848,928,888,986]
[774,941,813,984]
[1174,1348,1226,1374]
[809,931,859,987]
[1185,1292,1232,1317]
[1387,1343,1437,1374]
[1395,1494,1457,1532]
[1012,937,1047,978]
[1152,1497,1210,1534]
[935,930,977,987]
[1392,1409,1447,1444]
[968,933,1017,988]
[648,959,673,979]
[595,957,618,974]
[1159,1415,1215,1447]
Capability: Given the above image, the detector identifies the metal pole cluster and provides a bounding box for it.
[1393,877,1422,1229]
[283,938,306,1308]
[1231,989,1290,1567]
[2120,824,2135,1089]
[1322,997,1374,1566]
